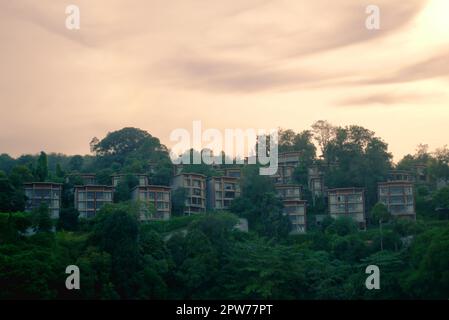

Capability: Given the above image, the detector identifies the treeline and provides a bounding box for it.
[0,203,448,299]
[1,122,449,299]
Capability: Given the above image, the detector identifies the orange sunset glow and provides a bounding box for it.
[1,0,448,160]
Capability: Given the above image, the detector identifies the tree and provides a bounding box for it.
[171,188,187,216]
[9,165,33,188]
[69,155,84,172]
[433,186,449,220]
[403,225,449,299]
[0,172,25,212]
[323,125,392,208]
[371,203,390,225]
[58,207,79,231]
[113,174,138,203]
[371,203,391,251]
[90,204,141,298]
[32,203,53,233]
[326,216,358,237]
[311,120,336,156]
[35,152,48,182]
[0,153,16,174]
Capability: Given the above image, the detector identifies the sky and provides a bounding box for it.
[0,0,448,162]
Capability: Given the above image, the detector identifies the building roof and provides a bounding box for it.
[378,181,414,186]
[173,173,207,178]
[74,185,114,189]
[111,173,148,177]
[24,182,63,186]
[328,187,364,193]
[275,183,302,189]
[131,185,171,192]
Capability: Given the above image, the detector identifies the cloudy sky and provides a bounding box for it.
[1,0,448,161]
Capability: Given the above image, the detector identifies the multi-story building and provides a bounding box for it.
[378,181,416,220]
[272,152,302,184]
[74,185,114,218]
[206,176,241,210]
[24,182,62,219]
[275,184,302,201]
[328,188,366,228]
[387,170,414,182]
[308,165,325,199]
[171,173,206,214]
[216,167,242,179]
[111,173,149,187]
[131,185,171,221]
[275,184,306,233]
[284,200,307,234]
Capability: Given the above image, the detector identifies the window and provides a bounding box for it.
[78,191,86,201]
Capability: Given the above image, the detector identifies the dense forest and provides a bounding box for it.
[0,121,448,299]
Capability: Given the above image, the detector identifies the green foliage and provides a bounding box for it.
[370,203,391,225]
[0,173,25,212]
[402,225,449,299]
[1,125,449,300]
[32,203,53,233]
[57,207,79,231]
[36,151,48,182]
[171,187,187,216]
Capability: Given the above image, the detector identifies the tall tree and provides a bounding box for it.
[35,152,48,182]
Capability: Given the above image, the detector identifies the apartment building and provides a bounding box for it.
[274,184,306,233]
[378,181,416,220]
[275,184,302,201]
[74,185,113,218]
[216,167,242,179]
[284,200,307,234]
[271,151,302,184]
[111,173,149,187]
[171,173,206,214]
[131,185,171,221]
[24,182,62,219]
[308,165,325,199]
[206,176,241,210]
[328,188,366,228]
[387,170,414,182]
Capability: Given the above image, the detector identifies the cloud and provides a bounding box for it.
[337,91,446,107]
[361,50,449,85]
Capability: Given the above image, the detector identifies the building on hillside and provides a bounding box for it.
[131,185,171,220]
[24,182,62,219]
[378,181,416,220]
[216,167,242,179]
[111,173,149,187]
[387,170,414,182]
[274,184,306,233]
[308,165,325,200]
[206,176,241,210]
[275,184,302,201]
[284,200,307,234]
[328,188,366,229]
[171,173,206,214]
[74,185,113,218]
[271,152,302,184]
